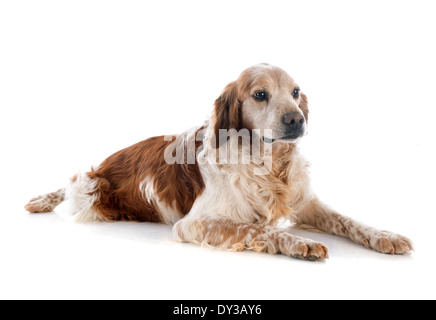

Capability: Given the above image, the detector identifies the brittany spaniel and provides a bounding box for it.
[25,64,413,261]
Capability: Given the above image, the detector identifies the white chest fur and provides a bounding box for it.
[189,142,314,226]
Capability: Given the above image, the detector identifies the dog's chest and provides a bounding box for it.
[244,156,310,223]
[200,147,312,224]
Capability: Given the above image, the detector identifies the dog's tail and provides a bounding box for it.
[24,188,66,213]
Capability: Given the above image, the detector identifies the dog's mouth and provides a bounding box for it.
[262,135,301,144]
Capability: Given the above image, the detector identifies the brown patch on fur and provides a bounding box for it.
[87,133,205,222]
[212,81,241,148]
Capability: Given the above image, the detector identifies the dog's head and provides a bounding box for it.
[212,63,309,146]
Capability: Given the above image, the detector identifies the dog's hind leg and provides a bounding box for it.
[25,188,66,213]
[24,173,103,223]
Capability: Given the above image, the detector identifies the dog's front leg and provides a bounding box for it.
[173,217,329,261]
[293,198,413,255]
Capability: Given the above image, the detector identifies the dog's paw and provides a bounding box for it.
[24,195,52,213]
[24,190,64,213]
[288,238,329,261]
[367,231,413,255]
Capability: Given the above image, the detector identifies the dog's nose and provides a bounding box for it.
[283,112,305,130]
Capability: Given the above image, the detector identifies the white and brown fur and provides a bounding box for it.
[25,64,413,261]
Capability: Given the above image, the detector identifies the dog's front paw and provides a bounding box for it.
[288,238,329,261]
[367,231,413,255]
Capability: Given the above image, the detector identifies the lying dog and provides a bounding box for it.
[25,63,413,261]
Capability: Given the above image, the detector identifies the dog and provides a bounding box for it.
[24,63,413,261]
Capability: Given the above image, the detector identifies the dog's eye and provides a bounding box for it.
[292,89,300,99]
[253,91,267,101]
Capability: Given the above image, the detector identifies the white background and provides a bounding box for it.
[1,0,435,300]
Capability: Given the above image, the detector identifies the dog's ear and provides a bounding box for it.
[212,81,240,148]
[299,92,309,123]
